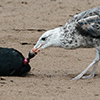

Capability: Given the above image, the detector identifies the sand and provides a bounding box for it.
[0,0,100,100]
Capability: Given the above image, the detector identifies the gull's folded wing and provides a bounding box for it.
[76,15,100,38]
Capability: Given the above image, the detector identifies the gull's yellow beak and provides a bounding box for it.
[31,47,40,53]
[28,47,40,59]
[28,44,45,59]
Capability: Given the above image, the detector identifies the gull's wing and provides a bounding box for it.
[76,15,100,38]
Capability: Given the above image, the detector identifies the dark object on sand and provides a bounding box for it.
[0,47,31,76]
[23,51,37,65]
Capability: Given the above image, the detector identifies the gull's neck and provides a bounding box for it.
[59,23,95,49]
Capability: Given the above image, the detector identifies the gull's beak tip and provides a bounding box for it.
[31,47,36,53]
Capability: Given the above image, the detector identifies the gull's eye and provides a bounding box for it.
[41,37,46,41]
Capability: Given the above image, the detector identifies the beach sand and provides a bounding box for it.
[0,0,100,100]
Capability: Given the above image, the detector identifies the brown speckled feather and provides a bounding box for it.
[75,7,100,38]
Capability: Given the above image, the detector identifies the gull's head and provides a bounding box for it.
[29,27,63,58]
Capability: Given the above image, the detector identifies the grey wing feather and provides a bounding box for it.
[76,15,100,38]
[68,7,100,23]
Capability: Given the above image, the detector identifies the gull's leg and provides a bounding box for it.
[72,61,97,80]
[72,50,99,81]
[82,62,98,79]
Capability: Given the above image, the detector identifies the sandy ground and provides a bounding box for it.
[0,0,100,100]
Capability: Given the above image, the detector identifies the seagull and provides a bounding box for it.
[28,7,100,80]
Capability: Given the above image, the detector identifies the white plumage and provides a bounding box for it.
[30,7,100,80]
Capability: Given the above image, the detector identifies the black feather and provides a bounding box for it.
[0,47,31,76]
